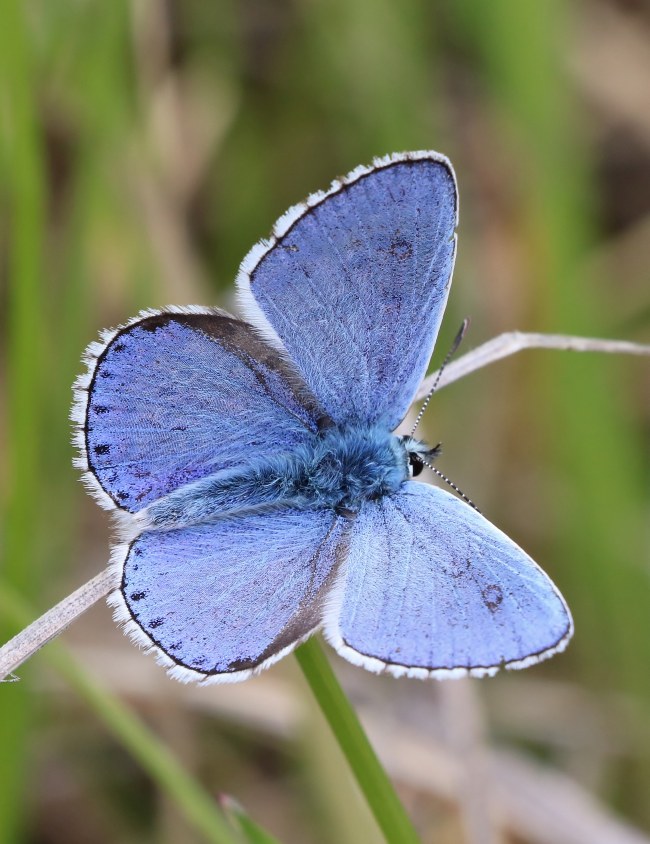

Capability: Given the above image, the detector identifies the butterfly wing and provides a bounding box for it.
[72,307,329,513]
[109,507,347,683]
[324,482,573,678]
[238,151,457,429]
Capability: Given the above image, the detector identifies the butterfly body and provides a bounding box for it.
[73,151,573,684]
[142,423,416,530]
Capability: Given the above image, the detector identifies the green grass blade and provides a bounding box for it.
[0,1,47,840]
[221,796,284,844]
[52,654,243,844]
[0,588,251,844]
[295,638,420,844]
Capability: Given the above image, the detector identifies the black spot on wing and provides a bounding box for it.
[389,238,413,260]
[482,584,503,613]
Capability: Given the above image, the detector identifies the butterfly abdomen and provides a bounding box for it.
[136,424,409,530]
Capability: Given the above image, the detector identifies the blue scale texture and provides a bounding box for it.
[78,155,572,680]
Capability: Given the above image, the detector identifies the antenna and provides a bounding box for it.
[420,457,481,513]
[410,318,470,436]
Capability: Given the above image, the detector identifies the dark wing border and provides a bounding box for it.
[71,305,331,512]
[322,483,573,680]
[107,513,350,684]
[235,150,458,381]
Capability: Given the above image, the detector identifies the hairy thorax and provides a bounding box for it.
[140,424,411,531]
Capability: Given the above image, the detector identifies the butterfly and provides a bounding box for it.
[72,151,573,684]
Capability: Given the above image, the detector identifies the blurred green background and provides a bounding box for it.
[1,1,649,843]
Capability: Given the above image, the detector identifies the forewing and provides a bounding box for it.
[109,508,347,683]
[324,482,572,678]
[238,151,458,429]
[72,307,328,512]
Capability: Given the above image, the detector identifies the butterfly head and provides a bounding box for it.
[399,436,442,478]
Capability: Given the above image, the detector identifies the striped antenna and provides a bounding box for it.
[410,318,470,436]
[420,457,481,513]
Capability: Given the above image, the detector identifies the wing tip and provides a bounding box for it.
[234,149,458,384]
[505,618,574,672]
[234,148,458,295]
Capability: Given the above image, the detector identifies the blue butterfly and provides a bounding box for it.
[72,151,572,684]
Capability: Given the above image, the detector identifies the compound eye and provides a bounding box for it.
[408,454,424,478]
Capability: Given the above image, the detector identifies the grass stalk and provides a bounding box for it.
[0,587,280,844]
[295,638,420,844]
